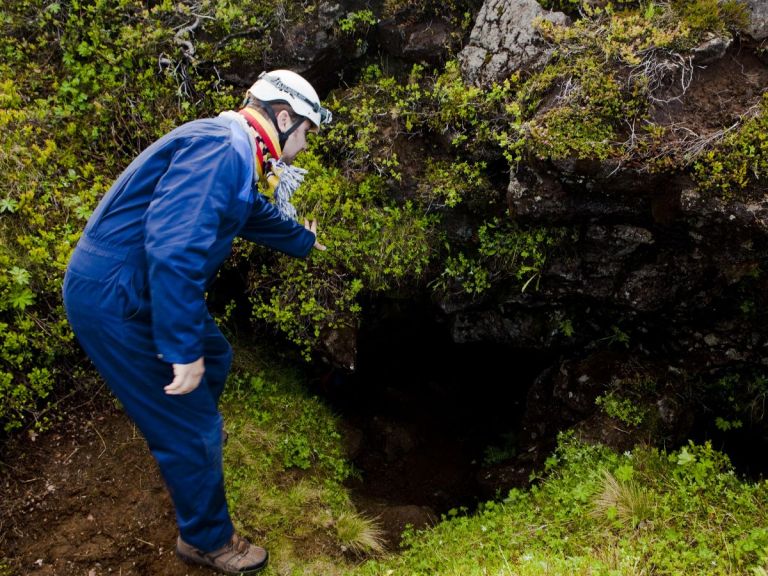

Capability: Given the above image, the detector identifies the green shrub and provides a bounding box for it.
[0,0,243,430]
[433,219,570,297]
[245,149,436,358]
[356,433,768,575]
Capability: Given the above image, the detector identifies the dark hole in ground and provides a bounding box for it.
[309,297,552,545]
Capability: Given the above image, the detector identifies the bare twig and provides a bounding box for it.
[90,421,108,459]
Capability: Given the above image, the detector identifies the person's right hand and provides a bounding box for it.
[165,357,205,395]
[304,218,327,251]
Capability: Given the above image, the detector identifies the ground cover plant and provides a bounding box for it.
[354,432,768,576]
[219,346,387,574]
[4,346,768,575]
[217,372,768,575]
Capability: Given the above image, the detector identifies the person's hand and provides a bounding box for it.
[165,357,205,395]
[304,218,326,251]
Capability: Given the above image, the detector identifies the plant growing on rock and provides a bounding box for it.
[693,92,768,198]
[513,0,751,174]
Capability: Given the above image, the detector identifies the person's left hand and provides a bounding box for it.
[304,218,326,251]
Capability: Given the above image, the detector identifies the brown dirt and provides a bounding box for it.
[0,391,211,576]
[0,384,452,575]
[649,43,768,162]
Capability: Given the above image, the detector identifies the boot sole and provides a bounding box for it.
[176,548,269,575]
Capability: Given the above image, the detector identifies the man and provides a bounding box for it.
[62,70,331,575]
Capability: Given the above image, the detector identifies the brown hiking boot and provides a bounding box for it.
[176,533,268,575]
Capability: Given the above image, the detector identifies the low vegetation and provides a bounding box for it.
[219,348,386,572]
[220,351,768,576]
[354,433,768,576]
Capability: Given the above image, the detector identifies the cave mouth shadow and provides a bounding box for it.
[309,298,554,525]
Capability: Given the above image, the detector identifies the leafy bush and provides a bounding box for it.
[433,219,570,297]
[0,0,243,431]
[239,63,564,356]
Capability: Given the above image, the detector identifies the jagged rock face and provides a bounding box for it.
[745,0,768,40]
[458,0,569,85]
[376,12,463,66]
[434,25,768,464]
[294,0,767,472]
[262,1,484,94]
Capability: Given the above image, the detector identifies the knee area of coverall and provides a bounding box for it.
[147,409,224,467]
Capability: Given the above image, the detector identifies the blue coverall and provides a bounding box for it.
[62,115,315,551]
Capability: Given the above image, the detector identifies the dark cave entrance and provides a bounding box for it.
[308,297,554,540]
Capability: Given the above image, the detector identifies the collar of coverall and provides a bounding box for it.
[238,107,283,182]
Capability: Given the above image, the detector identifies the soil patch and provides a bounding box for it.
[0,391,209,576]
[650,42,768,160]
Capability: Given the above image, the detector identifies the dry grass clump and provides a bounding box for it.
[593,469,655,529]
[334,510,386,556]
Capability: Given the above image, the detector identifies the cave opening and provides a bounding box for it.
[308,296,555,540]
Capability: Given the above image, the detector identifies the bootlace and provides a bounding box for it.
[230,533,251,555]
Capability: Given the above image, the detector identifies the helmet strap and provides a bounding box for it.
[278,118,305,149]
[252,98,305,149]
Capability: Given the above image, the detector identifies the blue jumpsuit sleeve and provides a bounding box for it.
[143,136,243,364]
[238,193,316,258]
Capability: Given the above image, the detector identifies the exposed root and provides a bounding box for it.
[630,49,697,104]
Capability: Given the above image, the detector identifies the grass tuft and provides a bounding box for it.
[335,511,386,556]
[593,469,655,529]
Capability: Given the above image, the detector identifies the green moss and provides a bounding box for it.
[355,433,768,575]
[671,0,749,36]
[539,0,640,14]
[693,92,768,198]
[516,1,744,166]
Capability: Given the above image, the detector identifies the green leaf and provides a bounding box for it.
[10,288,35,310]
[676,447,695,466]
[9,267,30,285]
[0,198,19,213]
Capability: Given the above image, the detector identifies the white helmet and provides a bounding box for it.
[247,70,332,128]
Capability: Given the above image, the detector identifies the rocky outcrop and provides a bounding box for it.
[428,27,768,481]
[459,0,569,85]
[744,0,768,41]
[266,1,483,92]
[376,14,461,66]
[275,0,768,497]
[278,2,360,94]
